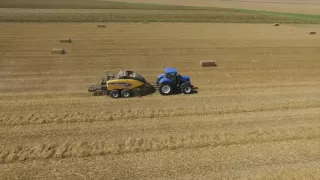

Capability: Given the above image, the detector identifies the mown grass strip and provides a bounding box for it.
[236,9,320,22]
[0,0,216,10]
[2,125,320,164]
[1,8,320,24]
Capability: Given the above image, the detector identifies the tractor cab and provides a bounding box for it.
[163,67,178,80]
[156,67,197,95]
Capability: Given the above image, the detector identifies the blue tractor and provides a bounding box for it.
[156,67,198,95]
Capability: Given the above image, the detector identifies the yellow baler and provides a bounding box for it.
[88,70,153,98]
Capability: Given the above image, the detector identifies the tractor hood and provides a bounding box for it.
[157,74,164,79]
[180,75,190,82]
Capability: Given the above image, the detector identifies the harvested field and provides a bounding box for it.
[1,22,320,179]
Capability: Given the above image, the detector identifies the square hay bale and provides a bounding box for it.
[200,61,217,67]
[274,23,280,26]
[97,24,106,28]
[51,48,66,54]
[310,32,316,35]
[59,39,72,43]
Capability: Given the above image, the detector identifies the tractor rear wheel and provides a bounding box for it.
[110,90,120,98]
[159,83,172,95]
[121,89,132,98]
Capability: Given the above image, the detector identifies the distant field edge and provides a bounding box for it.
[0,0,218,10]
[0,1,320,24]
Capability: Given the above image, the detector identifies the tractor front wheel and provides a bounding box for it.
[181,83,193,94]
[159,83,172,95]
[110,90,120,98]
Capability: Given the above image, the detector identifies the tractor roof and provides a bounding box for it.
[164,67,177,74]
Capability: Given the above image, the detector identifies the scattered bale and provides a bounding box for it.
[59,39,72,43]
[51,48,66,54]
[309,32,316,35]
[200,61,217,67]
[97,24,106,28]
[274,23,280,26]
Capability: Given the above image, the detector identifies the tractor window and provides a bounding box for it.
[165,73,176,79]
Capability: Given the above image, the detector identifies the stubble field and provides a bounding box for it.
[0,22,320,179]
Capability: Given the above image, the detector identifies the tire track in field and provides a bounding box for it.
[1,103,319,126]
[2,125,320,164]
